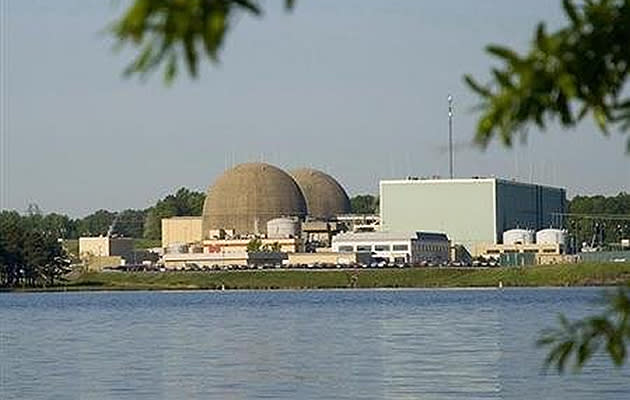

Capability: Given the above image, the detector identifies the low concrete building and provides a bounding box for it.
[161,216,203,248]
[536,254,579,265]
[79,237,134,261]
[202,237,303,254]
[332,231,450,264]
[287,251,372,266]
[302,220,345,248]
[162,251,286,269]
[85,256,124,271]
[478,242,565,258]
[336,214,380,232]
[79,236,134,271]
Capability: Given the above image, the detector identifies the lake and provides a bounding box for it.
[1,288,629,399]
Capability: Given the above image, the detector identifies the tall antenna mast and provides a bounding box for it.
[448,94,454,179]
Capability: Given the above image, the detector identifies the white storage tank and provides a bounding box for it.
[536,229,567,245]
[503,229,535,245]
[267,217,301,239]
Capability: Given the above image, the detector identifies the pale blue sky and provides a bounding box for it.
[2,0,629,217]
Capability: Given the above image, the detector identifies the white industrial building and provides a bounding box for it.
[380,177,566,255]
[332,231,450,265]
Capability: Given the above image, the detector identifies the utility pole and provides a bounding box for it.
[448,94,454,179]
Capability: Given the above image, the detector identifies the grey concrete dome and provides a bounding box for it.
[202,163,307,236]
[290,168,351,220]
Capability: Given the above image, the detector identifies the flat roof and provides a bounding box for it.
[380,177,565,191]
[333,231,448,242]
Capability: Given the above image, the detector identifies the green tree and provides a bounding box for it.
[143,188,206,239]
[0,211,70,288]
[0,211,24,287]
[246,238,262,252]
[115,209,147,238]
[460,0,630,371]
[567,193,630,247]
[40,213,78,239]
[76,210,116,237]
[465,0,630,152]
[350,195,379,214]
[112,0,295,83]
[263,242,282,252]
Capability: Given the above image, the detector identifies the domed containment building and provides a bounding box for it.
[202,163,307,236]
[290,168,351,220]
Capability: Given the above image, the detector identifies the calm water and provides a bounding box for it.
[1,288,629,399]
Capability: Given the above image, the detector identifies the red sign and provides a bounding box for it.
[206,245,222,253]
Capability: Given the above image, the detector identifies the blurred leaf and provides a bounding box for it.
[464,75,492,98]
[486,45,521,65]
[538,287,630,373]
[111,0,297,83]
[467,0,630,154]
[562,0,580,25]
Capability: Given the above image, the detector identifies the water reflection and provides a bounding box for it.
[1,289,628,399]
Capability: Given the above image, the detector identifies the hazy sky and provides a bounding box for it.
[2,0,629,217]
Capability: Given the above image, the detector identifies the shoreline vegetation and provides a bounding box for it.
[4,263,630,292]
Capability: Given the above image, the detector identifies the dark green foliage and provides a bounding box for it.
[0,188,205,250]
[133,238,162,249]
[571,193,630,215]
[245,239,281,252]
[67,262,630,291]
[143,187,206,239]
[246,238,263,252]
[567,192,630,245]
[76,210,116,237]
[539,286,630,372]
[115,209,147,238]
[0,211,71,288]
[112,0,295,84]
[350,195,379,214]
[40,213,78,239]
[263,242,282,252]
[466,0,630,152]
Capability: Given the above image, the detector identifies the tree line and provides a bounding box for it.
[7,188,206,242]
[4,190,379,245]
[4,191,628,244]
[568,192,630,247]
[108,0,630,373]
[0,211,70,288]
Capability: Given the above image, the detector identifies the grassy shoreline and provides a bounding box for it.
[5,262,630,292]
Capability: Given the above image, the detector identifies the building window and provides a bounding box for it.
[339,245,354,252]
[356,245,372,252]
[393,244,409,251]
[374,244,390,251]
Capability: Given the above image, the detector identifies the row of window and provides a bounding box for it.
[418,244,449,253]
[338,244,410,253]
[486,248,559,254]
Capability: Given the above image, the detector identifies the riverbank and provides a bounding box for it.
[13,262,629,292]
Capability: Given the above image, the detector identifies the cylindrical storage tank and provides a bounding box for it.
[503,229,535,245]
[536,229,567,245]
[267,217,301,239]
